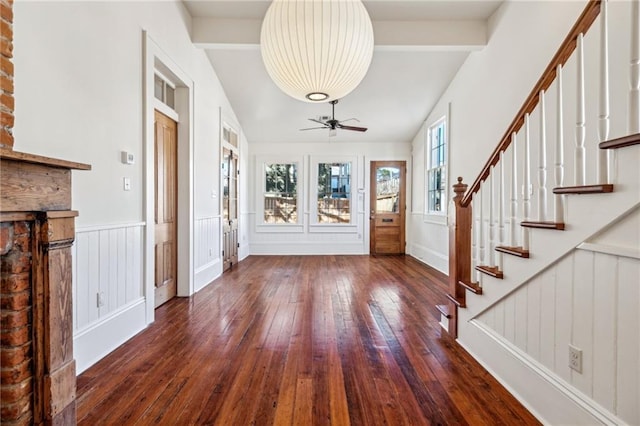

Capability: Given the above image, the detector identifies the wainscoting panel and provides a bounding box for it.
[73,223,144,332]
[73,222,146,373]
[195,216,221,291]
[476,248,640,425]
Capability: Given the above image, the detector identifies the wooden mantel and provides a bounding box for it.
[1,148,90,425]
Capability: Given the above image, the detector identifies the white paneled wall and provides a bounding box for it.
[195,216,221,269]
[194,216,222,291]
[477,247,640,425]
[73,223,144,333]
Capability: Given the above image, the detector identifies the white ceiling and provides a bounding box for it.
[183,0,503,144]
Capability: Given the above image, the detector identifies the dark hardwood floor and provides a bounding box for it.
[76,255,540,425]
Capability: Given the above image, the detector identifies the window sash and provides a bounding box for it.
[263,163,298,224]
[425,118,447,215]
[316,162,352,224]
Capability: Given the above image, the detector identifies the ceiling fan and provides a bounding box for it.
[300,99,368,136]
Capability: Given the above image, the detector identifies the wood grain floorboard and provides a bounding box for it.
[77,255,540,425]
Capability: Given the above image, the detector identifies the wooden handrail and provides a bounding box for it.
[460,0,602,207]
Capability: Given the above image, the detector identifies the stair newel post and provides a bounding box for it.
[630,0,640,133]
[538,89,548,221]
[555,64,566,224]
[471,194,478,279]
[576,33,587,185]
[599,0,611,184]
[510,132,519,247]
[522,113,532,252]
[477,182,485,280]
[488,168,496,268]
[497,150,505,272]
[448,177,471,337]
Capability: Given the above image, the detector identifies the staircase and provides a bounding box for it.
[439,0,640,423]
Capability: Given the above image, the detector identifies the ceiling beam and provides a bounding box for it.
[192,18,487,51]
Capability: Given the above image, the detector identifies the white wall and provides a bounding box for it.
[14,1,244,372]
[248,141,411,254]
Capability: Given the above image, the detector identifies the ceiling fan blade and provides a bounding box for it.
[300,127,327,131]
[337,124,368,132]
[308,118,327,125]
[339,118,360,123]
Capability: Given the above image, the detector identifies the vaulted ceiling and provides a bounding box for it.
[183,0,503,144]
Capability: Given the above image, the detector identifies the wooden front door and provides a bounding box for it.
[222,147,238,271]
[370,161,406,255]
[154,110,177,307]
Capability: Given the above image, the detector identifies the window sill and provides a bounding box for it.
[255,224,304,233]
[423,214,447,225]
[309,224,358,234]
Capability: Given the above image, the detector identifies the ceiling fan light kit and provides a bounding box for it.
[260,0,375,103]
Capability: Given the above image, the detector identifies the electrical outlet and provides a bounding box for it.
[569,344,582,373]
[97,292,105,308]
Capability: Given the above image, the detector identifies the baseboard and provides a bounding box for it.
[74,298,147,374]
[458,320,623,426]
[408,242,448,274]
[249,241,366,255]
[194,259,221,292]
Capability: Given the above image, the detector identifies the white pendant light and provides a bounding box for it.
[260,0,374,103]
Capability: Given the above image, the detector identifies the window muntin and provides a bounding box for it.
[426,118,447,214]
[317,162,351,224]
[263,163,298,224]
[154,73,175,109]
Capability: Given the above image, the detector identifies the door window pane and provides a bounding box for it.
[376,166,400,213]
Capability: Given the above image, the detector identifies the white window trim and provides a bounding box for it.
[255,155,304,233]
[309,155,358,233]
[424,113,449,223]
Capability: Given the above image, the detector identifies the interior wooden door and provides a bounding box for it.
[370,161,406,255]
[222,147,239,271]
[154,110,177,307]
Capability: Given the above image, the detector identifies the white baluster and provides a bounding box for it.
[538,90,548,221]
[510,133,519,247]
[599,0,611,184]
[489,169,496,267]
[576,33,586,185]
[630,0,640,133]
[555,64,566,224]
[498,150,505,271]
[477,184,485,282]
[522,114,531,252]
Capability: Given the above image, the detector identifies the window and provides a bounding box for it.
[317,162,351,223]
[263,163,298,224]
[426,117,447,214]
[154,73,175,109]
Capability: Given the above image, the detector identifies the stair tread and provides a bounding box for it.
[446,293,466,308]
[435,304,452,319]
[599,132,640,150]
[475,265,504,279]
[459,280,483,294]
[553,184,614,194]
[496,246,530,258]
[521,221,565,230]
